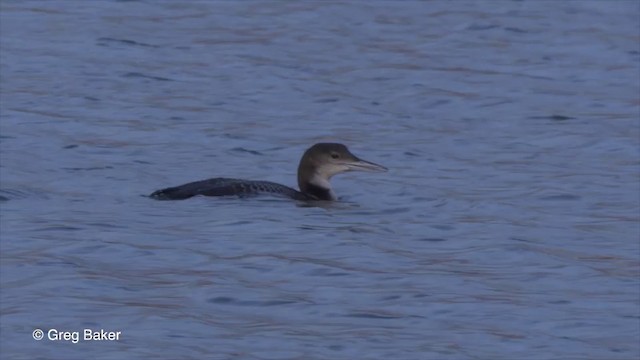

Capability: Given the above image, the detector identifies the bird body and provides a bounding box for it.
[150,143,386,201]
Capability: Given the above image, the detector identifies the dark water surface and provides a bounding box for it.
[1,1,639,359]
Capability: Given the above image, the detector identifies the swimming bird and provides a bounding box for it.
[150,143,387,201]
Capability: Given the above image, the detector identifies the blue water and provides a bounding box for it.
[1,1,639,359]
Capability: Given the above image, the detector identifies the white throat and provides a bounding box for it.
[309,173,336,200]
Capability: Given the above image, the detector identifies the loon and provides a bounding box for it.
[150,143,387,201]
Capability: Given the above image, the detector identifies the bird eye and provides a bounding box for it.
[330,152,340,159]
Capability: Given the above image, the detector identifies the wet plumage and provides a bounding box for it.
[150,178,311,201]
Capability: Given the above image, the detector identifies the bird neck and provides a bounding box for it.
[298,163,336,200]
